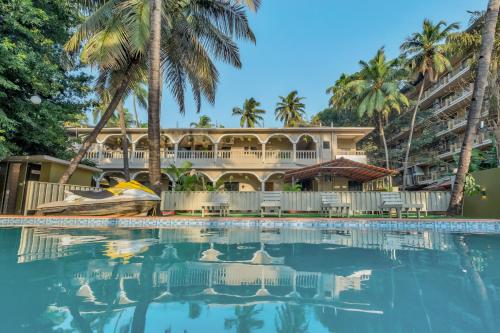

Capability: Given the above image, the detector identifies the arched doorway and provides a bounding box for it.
[133,172,172,192]
[216,172,262,192]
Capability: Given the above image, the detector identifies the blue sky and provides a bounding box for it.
[124,0,488,128]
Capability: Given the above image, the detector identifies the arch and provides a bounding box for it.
[98,170,126,181]
[176,133,216,145]
[132,133,175,144]
[262,171,285,182]
[195,171,216,183]
[264,133,294,144]
[215,171,263,182]
[131,171,173,182]
[97,134,132,144]
[296,133,318,144]
[215,133,264,144]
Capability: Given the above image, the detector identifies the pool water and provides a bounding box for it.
[1,226,500,333]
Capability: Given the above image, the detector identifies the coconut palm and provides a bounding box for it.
[132,84,148,128]
[400,19,459,189]
[190,115,214,128]
[448,0,500,214]
[275,91,306,127]
[326,73,357,110]
[224,305,264,333]
[58,0,257,186]
[345,48,409,170]
[275,304,308,333]
[232,98,266,128]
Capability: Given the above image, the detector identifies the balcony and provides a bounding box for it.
[420,64,471,105]
[336,150,367,164]
[431,84,473,117]
[437,133,493,159]
[84,148,323,169]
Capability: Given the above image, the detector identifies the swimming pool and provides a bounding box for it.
[1,225,499,332]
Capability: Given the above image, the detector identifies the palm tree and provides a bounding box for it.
[232,98,266,128]
[345,48,409,170]
[224,305,264,333]
[190,115,214,128]
[132,84,148,128]
[275,304,308,333]
[400,19,459,189]
[275,91,306,127]
[326,73,357,109]
[58,0,257,184]
[448,0,500,214]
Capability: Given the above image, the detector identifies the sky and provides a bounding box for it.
[123,0,489,129]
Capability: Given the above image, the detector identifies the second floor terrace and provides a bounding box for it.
[68,127,372,169]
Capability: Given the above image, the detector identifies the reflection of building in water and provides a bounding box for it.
[158,228,454,251]
[70,259,372,305]
[17,227,454,264]
[17,228,157,263]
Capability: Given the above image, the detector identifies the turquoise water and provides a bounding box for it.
[1,226,500,333]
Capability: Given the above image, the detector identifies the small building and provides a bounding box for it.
[284,158,397,191]
[0,155,101,214]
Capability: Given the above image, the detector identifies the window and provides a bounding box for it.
[322,141,330,149]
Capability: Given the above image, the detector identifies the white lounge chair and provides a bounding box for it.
[201,193,230,217]
[379,192,424,218]
[260,192,282,217]
[321,193,351,217]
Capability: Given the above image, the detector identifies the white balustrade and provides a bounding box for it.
[177,150,214,160]
[265,150,293,160]
[295,150,316,159]
[217,150,263,160]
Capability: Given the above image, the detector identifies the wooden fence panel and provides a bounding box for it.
[161,191,451,213]
[24,181,101,215]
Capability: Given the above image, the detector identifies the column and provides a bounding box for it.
[97,143,103,160]
[214,144,218,162]
[332,134,338,160]
[316,144,320,163]
[261,180,265,192]
[292,142,297,162]
[174,143,178,163]
[262,143,266,162]
[131,143,136,160]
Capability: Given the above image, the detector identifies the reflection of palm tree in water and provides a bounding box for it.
[224,305,264,333]
[275,304,308,333]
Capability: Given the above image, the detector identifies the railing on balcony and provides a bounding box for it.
[432,85,473,117]
[296,150,317,159]
[217,150,262,160]
[337,150,365,156]
[422,65,470,102]
[84,147,325,166]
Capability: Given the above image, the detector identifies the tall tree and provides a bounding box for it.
[0,0,92,160]
[400,19,459,189]
[274,91,306,127]
[232,98,266,128]
[344,48,409,170]
[58,0,257,184]
[448,0,500,215]
[190,115,214,128]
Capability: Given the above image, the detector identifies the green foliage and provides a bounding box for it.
[464,173,481,197]
[163,162,220,192]
[232,98,266,128]
[0,0,92,159]
[190,115,214,128]
[313,107,365,127]
[275,91,306,127]
[283,183,302,192]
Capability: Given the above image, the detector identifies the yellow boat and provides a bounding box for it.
[36,180,161,217]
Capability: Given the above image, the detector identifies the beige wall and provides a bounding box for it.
[40,163,95,186]
[463,168,500,219]
[337,138,356,150]
[219,174,261,191]
[316,176,350,191]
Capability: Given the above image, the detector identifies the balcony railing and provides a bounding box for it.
[84,148,326,166]
[421,65,470,103]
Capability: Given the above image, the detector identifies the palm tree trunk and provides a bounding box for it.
[148,0,162,196]
[377,112,390,169]
[118,100,130,181]
[58,68,133,184]
[448,0,500,215]
[133,95,140,128]
[402,77,426,190]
